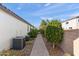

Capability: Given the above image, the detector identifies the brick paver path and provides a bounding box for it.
[30,34,49,56]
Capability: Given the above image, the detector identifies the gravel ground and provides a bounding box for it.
[43,37,64,56]
[0,39,35,56]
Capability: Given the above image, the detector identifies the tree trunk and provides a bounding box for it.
[53,43,55,49]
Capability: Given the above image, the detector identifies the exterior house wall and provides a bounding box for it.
[27,24,31,33]
[62,18,79,30]
[0,9,31,51]
[60,29,79,55]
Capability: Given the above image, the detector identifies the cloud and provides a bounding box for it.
[44,3,51,7]
[52,12,79,21]
[40,17,53,20]
[17,7,22,10]
[18,3,26,6]
[30,4,67,16]
[69,13,79,17]
[17,3,26,10]
[31,4,79,17]
[59,13,79,21]
[40,12,79,22]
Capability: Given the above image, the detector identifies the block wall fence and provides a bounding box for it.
[60,29,79,55]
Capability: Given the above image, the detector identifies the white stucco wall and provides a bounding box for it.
[62,18,79,30]
[73,37,79,56]
[0,9,30,51]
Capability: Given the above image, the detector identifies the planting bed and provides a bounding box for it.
[0,39,35,56]
[43,37,64,56]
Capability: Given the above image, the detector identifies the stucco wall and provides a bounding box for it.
[74,38,79,56]
[60,29,79,55]
[0,9,30,51]
[62,18,79,30]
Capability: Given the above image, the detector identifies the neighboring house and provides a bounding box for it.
[62,16,79,30]
[0,4,35,51]
[61,16,79,55]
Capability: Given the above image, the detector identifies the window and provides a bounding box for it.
[78,19,79,22]
[69,27,72,29]
[27,25,30,32]
[66,22,69,24]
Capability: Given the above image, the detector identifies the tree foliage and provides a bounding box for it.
[39,20,47,36]
[28,29,38,38]
[45,20,64,48]
[38,19,64,48]
[48,20,62,28]
[40,20,47,30]
[45,26,63,44]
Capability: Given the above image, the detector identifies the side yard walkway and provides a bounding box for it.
[30,34,49,56]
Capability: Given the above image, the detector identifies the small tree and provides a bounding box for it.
[48,20,62,28]
[39,20,47,36]
[28,29,38,38]
[45,20,63,49]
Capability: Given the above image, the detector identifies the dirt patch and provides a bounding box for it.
[43,37,64,56]
[0,39,35,56]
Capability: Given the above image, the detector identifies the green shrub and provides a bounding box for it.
[39,20,47,36]
[40,29,44,36]
[28,29,38,38]
[48,20,62,28]
[45,20,64,48]
[45,26,63,48]
[39,20,63,48]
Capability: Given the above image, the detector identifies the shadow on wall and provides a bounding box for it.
[60,29,79,56]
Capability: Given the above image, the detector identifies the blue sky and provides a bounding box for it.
[2,3,79,28]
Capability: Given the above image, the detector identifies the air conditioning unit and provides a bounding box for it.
[12,36,25,50]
